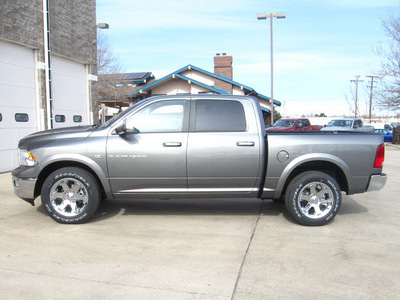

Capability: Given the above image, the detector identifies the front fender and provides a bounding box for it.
[39,153,112,198]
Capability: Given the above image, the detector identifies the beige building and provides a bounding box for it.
[131,54,280,124]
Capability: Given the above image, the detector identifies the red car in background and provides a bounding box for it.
[266,118,323,131]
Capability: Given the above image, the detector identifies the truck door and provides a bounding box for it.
[186,99,261,195]
[106,99,189,197]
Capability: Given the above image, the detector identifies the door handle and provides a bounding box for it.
[163,142,182,147]
[236,141,255,147]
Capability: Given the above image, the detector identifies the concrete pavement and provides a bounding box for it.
[1,145,399,299]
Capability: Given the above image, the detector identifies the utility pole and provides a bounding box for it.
[350,75,364,118]
[365,75,380,123]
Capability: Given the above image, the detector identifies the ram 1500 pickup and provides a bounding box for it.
[12,95,387,225]
[321,118,374,132]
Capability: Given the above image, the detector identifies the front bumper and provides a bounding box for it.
[366,174,387,192]
[12,176,37,205]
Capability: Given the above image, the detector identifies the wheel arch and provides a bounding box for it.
[274,154,350,199]
[34,159,110,200]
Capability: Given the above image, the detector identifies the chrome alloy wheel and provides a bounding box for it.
[49,178,89,217]
[298,181,334,219]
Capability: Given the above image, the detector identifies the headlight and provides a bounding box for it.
[18,149,37,166]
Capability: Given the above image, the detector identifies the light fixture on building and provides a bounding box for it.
[96,23,109,29]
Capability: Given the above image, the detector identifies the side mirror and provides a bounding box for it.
[124,118,140,134]
[113,119,140,135]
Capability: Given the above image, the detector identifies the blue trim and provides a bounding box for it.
[260,106,271,113]
[131,72,176,96]
[185,65,255,92]
[256,93,281,106]
[174,74,230,94]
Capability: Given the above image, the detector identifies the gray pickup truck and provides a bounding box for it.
[12,95,387,225]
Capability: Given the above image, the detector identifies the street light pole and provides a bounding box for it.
[257,12,286,124]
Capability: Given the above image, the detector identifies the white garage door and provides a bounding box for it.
[0,40,38,172]
[51,56,89,128]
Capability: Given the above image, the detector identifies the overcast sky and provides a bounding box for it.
[96,0,398,117]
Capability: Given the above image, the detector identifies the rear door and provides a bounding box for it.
[186,98,261,195]
[107,99,189,197]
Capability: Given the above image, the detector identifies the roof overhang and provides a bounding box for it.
[260,106,271,113]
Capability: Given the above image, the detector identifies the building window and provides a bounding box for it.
[55,115,66,122]
[194,100,246,132]
[15,113,29,122]
[73,115,82,123]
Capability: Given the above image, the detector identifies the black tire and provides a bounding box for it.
[41,167,101,224]
[285,171,341,226]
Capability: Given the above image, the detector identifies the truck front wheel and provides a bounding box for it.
[41,167,101,224]
[285,171,341,226]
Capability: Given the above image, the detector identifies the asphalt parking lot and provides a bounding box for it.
[1,145,399,299]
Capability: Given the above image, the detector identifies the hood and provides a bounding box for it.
[18,125,96,149]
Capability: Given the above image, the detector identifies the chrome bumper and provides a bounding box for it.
[367,174,387,192]
[12,176,37,204]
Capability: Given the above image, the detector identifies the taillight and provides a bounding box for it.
[374,144,385,168]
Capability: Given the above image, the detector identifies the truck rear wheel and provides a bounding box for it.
[41,167,101,224]
[285,171,341,226]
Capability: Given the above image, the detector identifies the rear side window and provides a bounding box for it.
[194,100,246,132]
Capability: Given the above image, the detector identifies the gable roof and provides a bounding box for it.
[131,64,281,107]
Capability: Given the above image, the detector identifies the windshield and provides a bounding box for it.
[326,120,353,127]
[273,119,296,127]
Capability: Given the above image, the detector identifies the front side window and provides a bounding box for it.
[194,100,246,132]
[127,100,186,133]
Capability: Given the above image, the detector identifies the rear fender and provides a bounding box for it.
[273,153,351,199]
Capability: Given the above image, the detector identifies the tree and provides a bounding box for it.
[314,113,327,117]
[97,30,124,101]
[273,109,282,122]
[345,87,359,117]
[375,14,400,111]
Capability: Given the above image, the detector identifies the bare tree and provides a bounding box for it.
[97,30,124,101]
[345,87,359,117]
[375,14,400,111]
